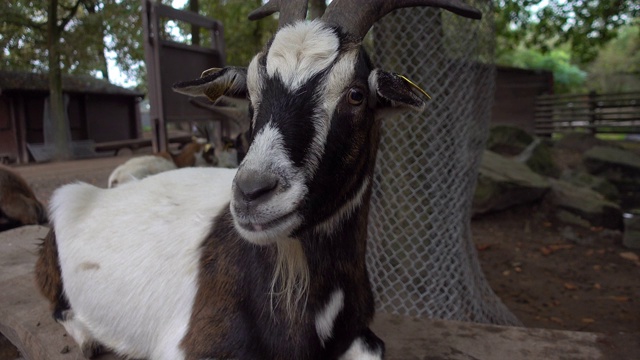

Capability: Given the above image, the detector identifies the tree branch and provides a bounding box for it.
[57,0,82,31]
[1,13,46,31]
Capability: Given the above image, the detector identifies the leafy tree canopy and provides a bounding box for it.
[495,0,639,65]
[586,21,640,92]
[498,47,587,93]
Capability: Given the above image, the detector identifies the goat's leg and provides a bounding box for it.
[59,310,106,359]
[339,328,385,360]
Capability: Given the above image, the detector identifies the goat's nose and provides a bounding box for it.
[234,170,278,203]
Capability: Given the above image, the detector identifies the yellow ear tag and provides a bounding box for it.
[397,74,431,100]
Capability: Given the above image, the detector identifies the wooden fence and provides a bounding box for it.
[534,92,640,136]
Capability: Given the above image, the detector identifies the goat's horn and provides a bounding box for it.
[322,0,482,41]
[248,0,308,29]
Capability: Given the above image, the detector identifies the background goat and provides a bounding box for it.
[35,0,480,359]
[0,165,48,231]
[108,137,216,188]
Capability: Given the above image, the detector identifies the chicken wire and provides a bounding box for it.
[366,1,521,325]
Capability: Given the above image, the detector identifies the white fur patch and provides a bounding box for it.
[315,289,345,345]
[231,124,306,245]
[266,20,340,91]
[50,167,236,360]
[339,337,383,360]
[314,176,370,236]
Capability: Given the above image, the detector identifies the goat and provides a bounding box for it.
[108,138,217,188]
[107,155,177,188]
[157,137,217,168]
[0,165,47,232]
[35,1,481,359]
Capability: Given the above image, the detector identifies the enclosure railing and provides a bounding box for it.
[534,91,640,137]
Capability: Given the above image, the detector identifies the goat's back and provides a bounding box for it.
[49,167,236,358]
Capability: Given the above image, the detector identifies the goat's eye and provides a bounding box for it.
[347,88,364,106]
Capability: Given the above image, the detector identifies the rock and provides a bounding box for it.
[560,169,620,202]
[486,125,559,177]
[487,125,534,156]
[547,179,623,230]
[554,133,616,153]
[473,150,550,215]
[623,214,640,249]
[583,146,640,184]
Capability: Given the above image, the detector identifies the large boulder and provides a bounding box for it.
[473,150,550,215]
[583,146,640,185]
[486,125,559,177]
[559,169,620,202]
[623,214,640,249]
[547,179,623,230]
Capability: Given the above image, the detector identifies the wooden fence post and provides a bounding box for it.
[588,90,597,134]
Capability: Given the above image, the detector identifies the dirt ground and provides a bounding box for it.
[1,150,638,357]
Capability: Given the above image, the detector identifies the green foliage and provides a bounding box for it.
[587,22,640,93]
[498,47,587,93]
[495,0,640,65]
[0,0,143,85]
[1,0,276,89]
[195,0,277,67]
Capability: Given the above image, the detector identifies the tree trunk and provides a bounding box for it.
[48,0,71,160]
[190,0,200,46]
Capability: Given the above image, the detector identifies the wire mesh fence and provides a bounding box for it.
[366,0,521,325]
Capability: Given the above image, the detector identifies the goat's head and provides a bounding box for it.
[174,0,481,245]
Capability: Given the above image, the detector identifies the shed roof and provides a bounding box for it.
[0,70,144,97]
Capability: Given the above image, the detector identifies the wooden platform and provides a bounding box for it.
[1,226,637,360]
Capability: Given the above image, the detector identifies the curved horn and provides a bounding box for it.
[322,0,482,41]
[248,0,309,29]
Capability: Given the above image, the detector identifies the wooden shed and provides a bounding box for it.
[491,66,554,133]
[0,70,144,164]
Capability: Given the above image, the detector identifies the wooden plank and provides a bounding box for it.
[0,226,121,360]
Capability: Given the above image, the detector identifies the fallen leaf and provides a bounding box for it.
[476,243,492,251]
[549,244,574,251]
[585,249,594,256]
[593,283,601,290]
[612,296,629,302]
[593,265,602,271]
[564,283,578,290]
[502,270,511,276]
[597,249,606,255]
[514,267,523,273]
[619,252,639,262]
[550,317,563,324]
[540,244,574,256]
[543,221,552,228]
[582,318,595,324]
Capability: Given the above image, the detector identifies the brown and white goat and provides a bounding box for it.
[0,165,47,231]
[35,1,481,359]
[107,138,216,188]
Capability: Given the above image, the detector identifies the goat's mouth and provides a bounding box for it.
[238,211,296,233]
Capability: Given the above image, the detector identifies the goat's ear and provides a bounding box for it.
[172,67,248,103]
[369,69,431,114]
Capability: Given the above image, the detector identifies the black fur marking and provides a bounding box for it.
[253,73,325,168]
[53,291,71,322]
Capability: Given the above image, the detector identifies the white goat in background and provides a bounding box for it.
[107,138,216,188]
